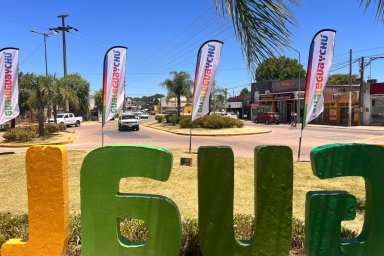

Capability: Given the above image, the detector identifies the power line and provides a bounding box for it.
[20,41,44,65]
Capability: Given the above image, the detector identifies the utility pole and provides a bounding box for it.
[49,14,78,111]
[359,57,365,125]
[348,49,352,126]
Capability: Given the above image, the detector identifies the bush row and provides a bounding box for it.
[155,114,244,129]
[0,212,358,255]
[2,123,66,142]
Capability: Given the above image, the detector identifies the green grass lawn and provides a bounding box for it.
[0,148,365,232]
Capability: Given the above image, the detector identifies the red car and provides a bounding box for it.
[255,112,280,124]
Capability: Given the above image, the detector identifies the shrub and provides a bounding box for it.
[2,127,37,142]
[45,123,60,134]
[179,116,192,128]
[164,114,172,123]
[0,212,359,255]
[155,115,164,123]
[185,115,244,129]
[202,115,225,129]
[0,212,29,246]
[58,123,67,131]
[192,117,204,128]
[164,114,180,125]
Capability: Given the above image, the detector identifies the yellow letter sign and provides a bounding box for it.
[1,146,69,256]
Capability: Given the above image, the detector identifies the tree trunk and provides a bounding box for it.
[36,89,45,137]
[177,94,181,119]
[10,118,16,128]
[53,104,58,123]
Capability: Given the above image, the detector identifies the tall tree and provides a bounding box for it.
[93,89,103,116]
[214,0,384,71]
[19,73,55,137]
[161,71,193,118]
[255,56,305,81]
[328,74,359,85]
[210,82,226,112]
[57,73,90,116]
[240,87,250,95]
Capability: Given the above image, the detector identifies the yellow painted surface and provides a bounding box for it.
[183,105,192,114]
[1,146,69,256]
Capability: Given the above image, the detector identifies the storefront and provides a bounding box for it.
[250,78,306,123]
[258,91,303,122]
[318,91,359,126]
[370,83,384,125]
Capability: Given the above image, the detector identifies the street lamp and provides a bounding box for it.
[49,14,78,112]
[30,30,57,76]
[286,46,301,122]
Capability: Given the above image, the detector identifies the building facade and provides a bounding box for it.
[250,78,366,125]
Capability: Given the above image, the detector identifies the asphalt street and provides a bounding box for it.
[1,117,384,161]
[61,117,384,161]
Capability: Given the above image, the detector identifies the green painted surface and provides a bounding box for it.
[198,145,293,256]
[80,144,182,256]
[306,143,384,256]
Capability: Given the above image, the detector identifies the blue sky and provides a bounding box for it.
[1,1,384,97]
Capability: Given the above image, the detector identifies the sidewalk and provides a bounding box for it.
[306,124,384,132]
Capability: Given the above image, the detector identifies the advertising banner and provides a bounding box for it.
[0,48,19,125]
[102,46,127,126]
[191,40,223,121]
[303,29,336,128]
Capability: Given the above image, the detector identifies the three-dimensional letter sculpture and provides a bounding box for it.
[198,145,293,256]
[80,144,182,256]
[306,143,384,256]
[2,146,69,256]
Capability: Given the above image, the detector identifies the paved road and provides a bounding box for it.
[2,117,384,161]
[68,117,384,161]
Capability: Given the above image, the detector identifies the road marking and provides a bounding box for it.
[355,135,384,143]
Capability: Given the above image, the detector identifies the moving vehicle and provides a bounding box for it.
[255,112,280,124]
[140,111,149,119]
[47,113,83,127]
[118,112,139,131]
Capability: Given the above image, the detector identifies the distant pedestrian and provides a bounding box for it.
[290,112,298,129]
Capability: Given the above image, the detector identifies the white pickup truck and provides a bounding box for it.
[48,113,83,127]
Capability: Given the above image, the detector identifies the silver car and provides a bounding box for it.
[118,113,139,131]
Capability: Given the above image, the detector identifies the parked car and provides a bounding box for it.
[118,112,139,131]
[225,112,238,118]
[255,112,280,124]
[47,113,83,127]
[163,108,179,115]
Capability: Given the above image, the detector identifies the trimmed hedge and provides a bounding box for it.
[155,115,164,123]
[2,127,38,142]
[179,115,244,129]
[0,212,358,255]
[2,124,67,142]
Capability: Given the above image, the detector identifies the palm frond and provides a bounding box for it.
[215,0,300,71]
[359,0,384,22]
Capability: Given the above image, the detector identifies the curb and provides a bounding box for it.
[0,131,78,148]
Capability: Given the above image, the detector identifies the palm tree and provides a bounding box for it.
[19,73,55,137]
[93,89,103,120]
[57,73,90,116]
[161,71,193,118]
[214,0,384,70]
